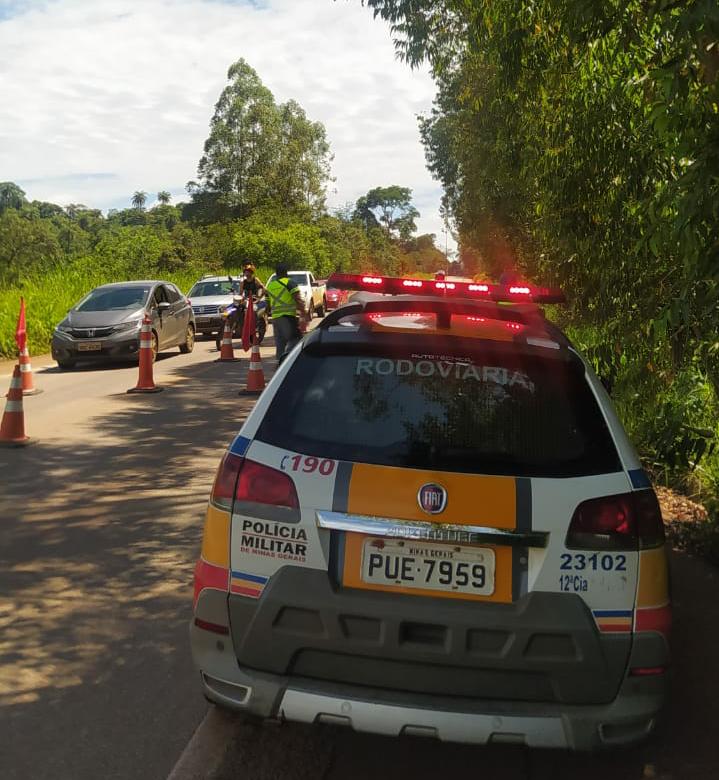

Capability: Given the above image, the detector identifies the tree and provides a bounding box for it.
[0,182,27,214]
[131,191,147,210]
[0,209,61,283]
[353,186,419,239]
[190,58,333,222]
[157,191,171,205]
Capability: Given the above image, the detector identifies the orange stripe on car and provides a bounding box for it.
[347,464,516,528]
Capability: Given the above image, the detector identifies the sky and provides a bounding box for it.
[0,0,456,251]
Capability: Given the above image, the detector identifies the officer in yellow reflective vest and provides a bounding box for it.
[265,263,308,364]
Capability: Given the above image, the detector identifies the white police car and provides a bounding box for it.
[190,274,671,750]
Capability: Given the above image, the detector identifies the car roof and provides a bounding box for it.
[94,280,166,289]
[309,293,571,352]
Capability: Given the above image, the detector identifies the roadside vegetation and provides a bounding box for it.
[364,2,719,531]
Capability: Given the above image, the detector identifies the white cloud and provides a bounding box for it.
[0,0,455,249]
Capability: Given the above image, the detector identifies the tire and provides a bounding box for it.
[179,324,195,354]
[316,297,326,318]
[57,359,76,370]
[308,301,315,319]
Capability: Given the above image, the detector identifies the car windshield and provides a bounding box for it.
[257,342,621,478]
[75,286,150,312]
[188,281,236,297]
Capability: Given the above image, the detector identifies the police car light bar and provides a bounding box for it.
[329,274,566,304]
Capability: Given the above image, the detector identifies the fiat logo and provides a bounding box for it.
[417,483,447,514]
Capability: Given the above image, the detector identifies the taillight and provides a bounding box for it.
[210,451,243,509]
[633,489,665,548]
[566,490,665,550]
[235,459,299,507]
[234,459,300,522]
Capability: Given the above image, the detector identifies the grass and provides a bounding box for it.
[0,262,273,359]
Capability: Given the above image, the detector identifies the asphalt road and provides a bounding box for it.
[0,334,274,780]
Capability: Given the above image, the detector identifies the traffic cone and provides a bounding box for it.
[127,316,163,394]
[239,341,266,395]
[18,345,42,395]
[217,320,239,362]
[0,365,31,446]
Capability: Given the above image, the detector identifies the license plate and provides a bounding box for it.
[77,341,101,351]
[361,538,495,596]
[196,316,210,323]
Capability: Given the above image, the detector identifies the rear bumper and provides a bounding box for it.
[192,619,665,750]
[191,578,668,750]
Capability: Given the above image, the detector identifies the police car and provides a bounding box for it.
[190,274,671,750]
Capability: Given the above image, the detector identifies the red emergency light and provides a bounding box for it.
[327,274,566,304]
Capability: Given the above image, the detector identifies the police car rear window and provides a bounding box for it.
[257,347,621,477]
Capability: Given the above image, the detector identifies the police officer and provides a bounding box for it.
[265,262,307,363]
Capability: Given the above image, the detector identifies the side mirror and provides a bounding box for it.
[157,301,172,313]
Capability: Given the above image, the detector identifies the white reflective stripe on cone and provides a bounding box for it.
[19,364,31,372]
[4,401,23,412]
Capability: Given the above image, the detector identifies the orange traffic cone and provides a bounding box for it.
[18,345,41,395]
[127,316,163,394]
[239,341,266,395]
[0,365,31,446]
[217,320,239,362]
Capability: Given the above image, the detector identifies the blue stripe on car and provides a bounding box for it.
[628,469,651,489]
[229,435,251,456]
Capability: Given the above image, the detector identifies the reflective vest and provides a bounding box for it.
[266,277,297,319]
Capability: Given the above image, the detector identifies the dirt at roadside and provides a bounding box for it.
[657,486,719,567]
[656,486,709,524]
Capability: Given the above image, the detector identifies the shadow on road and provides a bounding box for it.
[0,354,273,780]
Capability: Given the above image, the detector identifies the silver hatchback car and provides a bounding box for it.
[51,280,195,369]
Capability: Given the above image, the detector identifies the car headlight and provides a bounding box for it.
[114,319,143,333]
[218,305,227,314]
[55,323,73,333]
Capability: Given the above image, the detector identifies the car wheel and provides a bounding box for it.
[308,301,315,319]
[317,297,326,318]
[57,359,76,370]
[179,324,195,354]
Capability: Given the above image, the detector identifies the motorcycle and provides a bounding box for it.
[215,295,267,350]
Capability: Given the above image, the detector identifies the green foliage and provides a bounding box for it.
[0,209,62,284]
[366,0,719,485]
[232,220,332,278]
